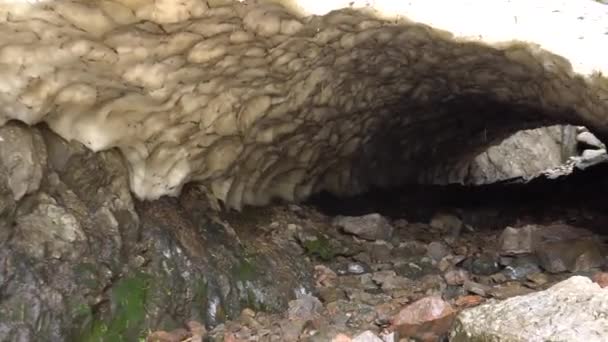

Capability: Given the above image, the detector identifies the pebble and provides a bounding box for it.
[469,254,502,276]
[427,241,450,262]
[393,241,427,258]
[526,272,549,286]
[348,263,368,275]
[502,255,542,280]
[287,294,323,321]
[315,264,339,287]
[368,242,394,263]
[463,281,491,297]
[444,269,469,285]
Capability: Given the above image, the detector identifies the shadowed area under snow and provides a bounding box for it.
[0,0,607,209]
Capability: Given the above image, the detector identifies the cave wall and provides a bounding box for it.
[0,0,607,209]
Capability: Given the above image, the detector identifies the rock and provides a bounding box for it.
[332,334,353,342]
[372,271,413,291]
[536,238,604,273]
[352,331,383,342]
[147,329,191,342]
[444,269,469,286]
[287,294,323,321]
[368,242,393,263]
[278,320,308,341]
[392,241,427,258]
[451,276,608,341]
[340,274,378,291]
[418,274,447,295]
[490,282,534,299]
[462,125,578,185]
[186,321,207,342]
[392,296,456,341]
[502,255,542,280]
[453,295,485,309]
[13,193,86,260]
[333,214,394,241]
[444,285,467,300]
[468,254,501,276]
[592,272,608,288]
[347,263,368,275]
[499,225,536,255]
[427,241,450,262]
[526,272,549,286]
[463,281,491,297]
[0,124,47,201]
[429,212,462,232]
[378,331,396,342]
[576,148,608,169]
[437,257,452,272]
[577,131,605,149]
[318,287,347,303]
[394,258,438,280]
[314,265,339,288]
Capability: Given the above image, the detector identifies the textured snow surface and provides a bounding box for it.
[0,0,606,208]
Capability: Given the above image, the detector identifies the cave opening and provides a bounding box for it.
[2,0,608,340]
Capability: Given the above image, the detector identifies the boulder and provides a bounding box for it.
[577,131,605,149]
[333,214,394,241]
[451,276,608,341]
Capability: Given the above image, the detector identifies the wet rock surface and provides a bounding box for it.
[0,125,313,341]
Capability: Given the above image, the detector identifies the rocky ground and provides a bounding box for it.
[147,181,608,342]
[2,123,608,342]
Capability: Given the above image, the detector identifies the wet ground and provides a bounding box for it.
[146,164,608,341]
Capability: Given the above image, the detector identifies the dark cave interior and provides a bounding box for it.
[306,161,608,234]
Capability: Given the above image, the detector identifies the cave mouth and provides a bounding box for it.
[300,117,608,234]
[306,161,608,233]
[3,1,608,340]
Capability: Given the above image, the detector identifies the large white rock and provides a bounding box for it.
[451,276,608,342]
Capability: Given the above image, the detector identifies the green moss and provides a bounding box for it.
[303,235,335,261]
[78,271,152,342]
[192,279,209,320]
[233,258,257,282]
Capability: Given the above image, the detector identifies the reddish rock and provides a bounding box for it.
[592,272,608,288]
[186,321,206,342]
[147,329,190,342]
[454,295,485,309]
[331,333,353,342]
[391,296,456,340]
[223,333,238,342]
